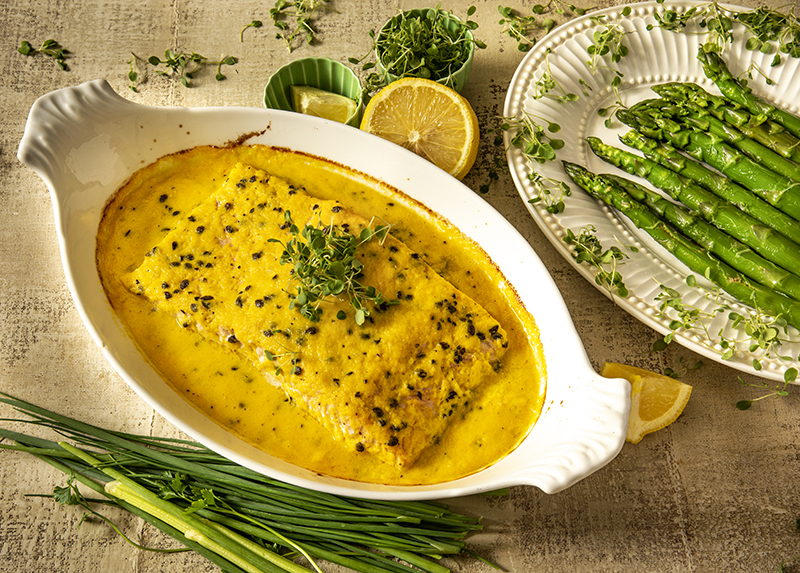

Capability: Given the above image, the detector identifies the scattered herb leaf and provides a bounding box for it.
[240,19,263,42]
[17,39,69,70]
[269,0,335,52]
[147,50,236,87]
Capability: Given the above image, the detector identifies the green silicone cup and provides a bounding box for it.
[375,8,475,94]
[263,57,364,127]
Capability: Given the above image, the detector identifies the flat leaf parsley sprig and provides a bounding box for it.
[269,211,399,326]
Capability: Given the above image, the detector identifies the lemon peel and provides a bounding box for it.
[600,361,692,444]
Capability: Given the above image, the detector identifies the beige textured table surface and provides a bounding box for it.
[2,1,800,571]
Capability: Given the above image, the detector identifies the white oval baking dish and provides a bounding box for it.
[17,80,629,500]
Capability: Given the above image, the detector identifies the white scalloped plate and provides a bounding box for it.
[17,80,629,500]
[504,1,800,382]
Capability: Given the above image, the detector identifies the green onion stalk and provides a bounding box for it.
[0,393,487,573]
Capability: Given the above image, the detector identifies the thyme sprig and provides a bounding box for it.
[269,211,398,325]
[563,225,634,297]
[269,0,335,52]
[147,50,237,87]
[17,39,69,70]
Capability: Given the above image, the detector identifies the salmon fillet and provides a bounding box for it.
[124,163,508,468]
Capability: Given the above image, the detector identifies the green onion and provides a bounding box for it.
[0,393,486,573]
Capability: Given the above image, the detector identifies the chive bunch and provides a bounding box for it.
[0,393,486,573]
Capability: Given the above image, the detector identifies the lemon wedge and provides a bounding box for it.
[359,77,479,180]
[600,361,692,444]
[290,85,358,124]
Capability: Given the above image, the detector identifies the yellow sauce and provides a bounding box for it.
[96,145,546,485]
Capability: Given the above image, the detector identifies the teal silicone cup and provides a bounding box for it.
[375,8,475,94]
[264,57,364,127]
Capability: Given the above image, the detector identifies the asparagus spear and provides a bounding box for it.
[562,160,800,329]
[617,106,800,221]
[605,173,800,302]
[697,49,800,139]
[586,136,800,278]
[632,97,800,182]
[651,82,800,163]
[618,128,800,246]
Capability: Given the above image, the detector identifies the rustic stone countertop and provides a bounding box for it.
[2,1,799,571]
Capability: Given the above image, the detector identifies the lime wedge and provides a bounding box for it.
[290,85,357,124]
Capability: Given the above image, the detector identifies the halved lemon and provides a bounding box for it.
[359,77,479,180]
[600,362,693,444]
[290,85,358,124]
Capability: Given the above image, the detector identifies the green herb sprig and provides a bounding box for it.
[651,276,800,397]
[269,0,335,52]
[126,53,142,92]
[497,1,591,51]
[17,39,69,70]
[736,367,797,410]
[650,0,800,68]
[147,50,237,87]
[240,19,263,42]
[563,225,634,296]
[269,211,398,325]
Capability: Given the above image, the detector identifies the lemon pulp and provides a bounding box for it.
[359,77,479,180]
[291,85,357,124]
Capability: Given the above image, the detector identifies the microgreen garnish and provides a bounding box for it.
[17,39,69,70]
[653,278,730,349]
[503,111,565,163]
[652,276,799,383]
[126,53,142,92]
[240,19,263,42]
[531,49,579,103]
[737,6,800,65]
[349,5,485,96]
[663,356,703,379]
[585,10,631,125]
[268,211,398,326]
[269,0,335,52]
[497,1,592,51]
[147,50,237,87]
[650,0,734,53]
[499,111,568,209]
[735,367,797,410]
[563,225,633,296]
[497,5,554,52]
[261,343,299,377]
[650,1,799,68]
